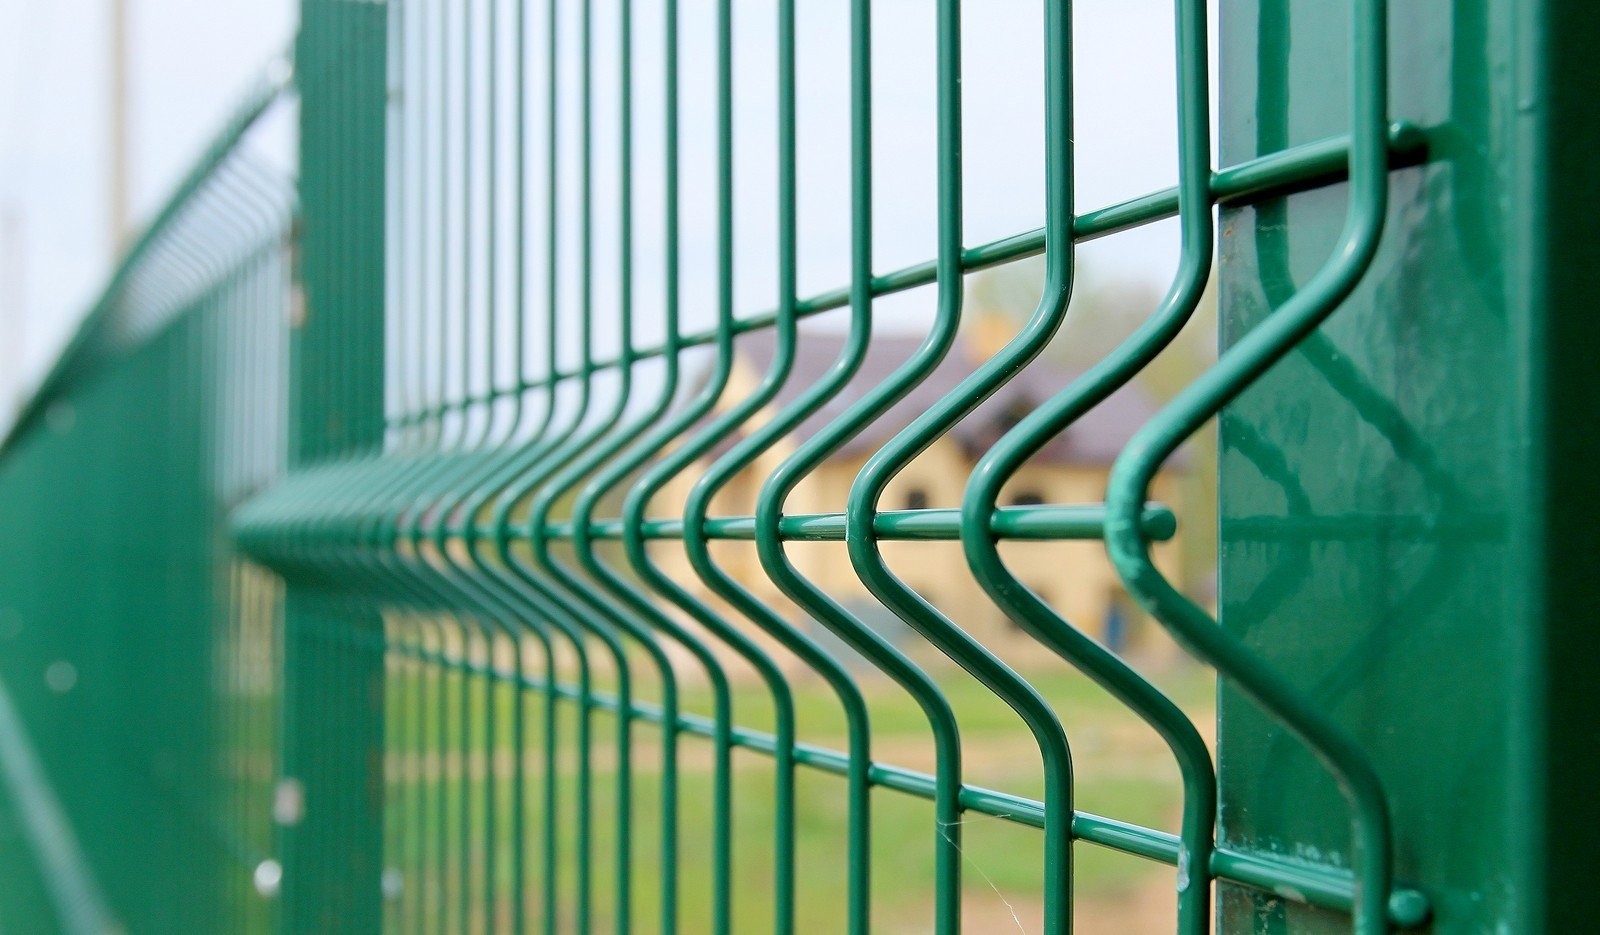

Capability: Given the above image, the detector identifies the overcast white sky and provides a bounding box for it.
[0,0,1210,422]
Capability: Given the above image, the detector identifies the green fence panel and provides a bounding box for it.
[2,1,1597,933]
[0,62,293,934]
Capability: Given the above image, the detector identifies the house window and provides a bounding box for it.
[1010,490,1045,506]
[904,488,930,511]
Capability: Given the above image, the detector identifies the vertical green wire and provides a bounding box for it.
[848,4,964,929]
[283,9,316,923]
[380,0,417,914]
[337,5,361,903]
[745,3,883,928]
[465,4,595,933]
[1103,0,1393,931]
[356,0,390,915]
[433,4,459,926]
[404,0,530,922]
[543,3,579,925]
[493,2,637,930]
[600,6,730,932]
[460,8,622,935]
[398,1,432,925]
[374,0,506,913]
[601,5,806,932]
[447,2,478,925]
[557,8,747,931]
[371,0,414,909]
[506,10,785,935]
[838,0,1084,924]
[747,2,960,929]
[324,0,346,468]
[838,0,1113,928]
[388,0,563,920]
[959,0,1217,929]
[665,0,812,922]
[475,0,502,919]
[517,6,691,935]
[509,0,531,927]
[392,3,451,925]
[176,173,277,929]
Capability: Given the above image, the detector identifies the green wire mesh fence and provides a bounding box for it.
[0,60,294,933]
[4,0,1595,932]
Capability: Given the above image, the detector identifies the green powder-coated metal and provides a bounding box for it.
[6,0,1596,931]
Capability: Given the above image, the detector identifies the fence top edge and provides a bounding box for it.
[0,52,295,462]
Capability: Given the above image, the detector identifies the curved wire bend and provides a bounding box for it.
[840,0,1074,931]
[1103,1,1396,931]
[959,0,1215,929]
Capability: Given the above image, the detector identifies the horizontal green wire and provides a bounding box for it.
[396,120,1427,423]
[311,622,1427,930]
[466,503,1177,543]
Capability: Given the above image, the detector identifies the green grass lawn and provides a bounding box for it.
[382,657,1214,932]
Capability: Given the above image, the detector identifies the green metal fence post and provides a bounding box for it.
[278,1,388,930]
[1529,5,1600,928]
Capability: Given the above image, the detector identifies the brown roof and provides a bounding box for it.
[703,327,1174,466]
